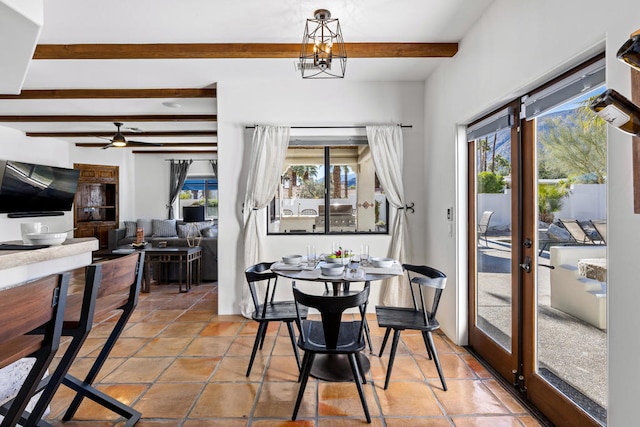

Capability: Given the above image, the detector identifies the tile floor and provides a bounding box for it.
[43,281,544,426]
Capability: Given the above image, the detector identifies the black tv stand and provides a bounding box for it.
[8,211,65,218]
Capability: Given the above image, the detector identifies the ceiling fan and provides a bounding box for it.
[101,122,162,149]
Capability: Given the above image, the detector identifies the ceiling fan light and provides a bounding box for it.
[112,141,127,147]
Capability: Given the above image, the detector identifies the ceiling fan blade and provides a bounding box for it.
[127,140,163,147]
[101,142,116,149]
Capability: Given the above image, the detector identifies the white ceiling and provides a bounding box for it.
[0,0,494,152]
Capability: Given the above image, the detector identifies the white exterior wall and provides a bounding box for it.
[216,80,426,317]
[423,0,640,425]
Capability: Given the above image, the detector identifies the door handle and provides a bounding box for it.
[519,256,531,273]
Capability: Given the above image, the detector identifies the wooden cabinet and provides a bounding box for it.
[73,163,119,248]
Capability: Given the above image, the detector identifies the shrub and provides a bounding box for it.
[478,171,505,193]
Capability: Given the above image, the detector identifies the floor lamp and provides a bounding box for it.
[183,205,205,247]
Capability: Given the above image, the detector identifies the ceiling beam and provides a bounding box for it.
[131,150,217,154]
[0,88,216,99]
[33,42,458,59]
[0,114,216,122]
[29,130,218,137]
[75,142,217,148]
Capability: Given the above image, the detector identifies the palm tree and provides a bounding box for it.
[343,166,349,198]
[332,165,341,198]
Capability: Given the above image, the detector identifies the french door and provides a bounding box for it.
[468,55,607,427]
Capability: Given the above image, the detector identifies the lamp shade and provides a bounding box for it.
[299,9,346,79]
[183,205,205,222]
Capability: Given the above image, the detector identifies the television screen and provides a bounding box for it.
[0,160,80,214]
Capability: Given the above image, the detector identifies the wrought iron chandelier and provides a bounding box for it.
[299,9,346,79]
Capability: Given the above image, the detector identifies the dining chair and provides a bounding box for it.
[376,264,448,391]
[477,210,494,247]
[245,262,307,377]
[0,272,69,427]
[21,252,145,427]
[292,283,372,423]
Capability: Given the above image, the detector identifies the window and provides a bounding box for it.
[179,177,218,219]
[267,142,388,234]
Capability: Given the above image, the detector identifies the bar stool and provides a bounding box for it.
[21,252,144,426]
[0,273,69,427]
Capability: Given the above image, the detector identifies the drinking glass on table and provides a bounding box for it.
[360,244,370,266]
[307,245,317,266]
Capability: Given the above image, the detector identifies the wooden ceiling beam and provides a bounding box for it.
[131,150,217,154]
[29,130,217,137]
[76,142,217,148]
[34,42,458,59]
[0,114,216,122]
[0,88,216,99]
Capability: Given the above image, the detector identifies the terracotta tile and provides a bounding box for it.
[483,379,526,413]
[432,380,508,415]
[253,381,315,418]
[384,418,451,426]
[318,419,385,426]
[199,320,243,336]
[264,355,301,382]
[121,322,167,338]
[415,353,476,381]
[177,310,216,322]
[183,421,248,427]
[376,381,443,417]
[161,321,207,337]
[451,415,524,426]
[157,357,219,382]
[271,335,299,356]
[518,415,544,426]
[66,357,125,383]
[134,382,203,418]
[101,357,174,383]
[91,337,149,358]
[401,333,453,355]
[460,353,494,379]
[134,337,193,357]
[183,336,233,357]
[143,309,186,322]
[227,335,275,357]
[190,383,258,418]
[318,382,380,418]
[65,384,148,420]
[370,354,424,383]
[210,355,266,381]
[239,320,282,337]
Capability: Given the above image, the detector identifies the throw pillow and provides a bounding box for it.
[177,224,190,238]
[124,221,137,238]
[136,219,153,237]
[202,225,218,238]
[152,219,178,237]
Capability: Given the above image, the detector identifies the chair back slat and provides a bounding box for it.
[0,274,68,343]
[402,264,447,325]
[245,262,279,316]
[293,284,369,350]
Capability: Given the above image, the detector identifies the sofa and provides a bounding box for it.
[108,218,218,281]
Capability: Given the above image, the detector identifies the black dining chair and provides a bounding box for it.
[15,252,145,427]
[0,273,69,427]
[245,262,307,377]
[292,283,372,423]
[376,264,448,391]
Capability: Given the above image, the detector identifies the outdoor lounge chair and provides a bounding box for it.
[477,211,494,247]
[558,219,602,245]
[589,220,607,244]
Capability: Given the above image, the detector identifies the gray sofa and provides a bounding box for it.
[108,218,218,281]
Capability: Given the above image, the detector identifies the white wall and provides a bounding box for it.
[424,0,640,425]
[0,129,74,240]
[216,79,425,316]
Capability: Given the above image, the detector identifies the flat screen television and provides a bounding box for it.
[0,160,80,216]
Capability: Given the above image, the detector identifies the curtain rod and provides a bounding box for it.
[164,158,215,162]
[244,124,412,129]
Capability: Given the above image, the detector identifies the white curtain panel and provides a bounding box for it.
[366,125,411,307]
[241,125,290,316]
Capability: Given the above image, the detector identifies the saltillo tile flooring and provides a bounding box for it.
[43,280,543,426]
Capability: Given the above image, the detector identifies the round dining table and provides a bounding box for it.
[271,259,403,382]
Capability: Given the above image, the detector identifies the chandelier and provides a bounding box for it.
[299,9,347,79]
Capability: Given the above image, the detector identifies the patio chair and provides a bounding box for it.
[559,219,601,245]
[376,264,448,391]
[301,208,317,215]
[589,219,607,244]
[477,211,494,247]
[282,209,293,215]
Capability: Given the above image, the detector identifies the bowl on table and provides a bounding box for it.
[370,257,394,268]
[282,254,303,265]
[321,264,345,277]
[26,232,68,246]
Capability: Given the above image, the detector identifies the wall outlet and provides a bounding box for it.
[447,207,453,221]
